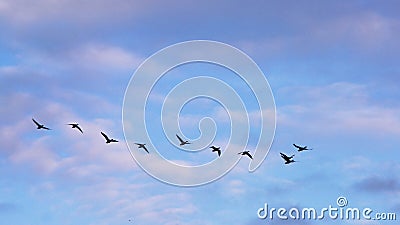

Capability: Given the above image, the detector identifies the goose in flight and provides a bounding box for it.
[176,134,190,146]
[67,123,83,133]
[101,132,118,144]
[293,144,312,152]
[32,118,51,130]
[238,150,253,159]
[210,146,221,157]
[280,152,296,164]
[135,143,149,153]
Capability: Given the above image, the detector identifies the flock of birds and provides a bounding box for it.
[32,118,312,165]
[32,115,313,224]
[279,143,313,164]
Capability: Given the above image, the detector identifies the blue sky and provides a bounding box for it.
[1,0,399,224]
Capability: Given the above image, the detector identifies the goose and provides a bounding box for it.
[67,123,83,133]
[101,132,118,144]
[176,134,190,146]
[210,146,221,157]
[238,150,253,160]
[135,143,149,153]
[32,118,51,130]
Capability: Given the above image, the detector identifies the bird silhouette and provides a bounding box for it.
[210,146,221,157]
[280,152,296,164]
[101,132,118,144]
[238,150,253,159]
[176,134,190,146]
[293,144,312,152]
[135,143,149,153]
[67,123,83,133]
[32,118,51,130]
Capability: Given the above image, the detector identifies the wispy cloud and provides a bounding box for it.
[9,137,59,175]
[238,9,400,59]
[1,1,399,224]
[0,0,158,26]
[278,82,400,136]
[65,43,143,71]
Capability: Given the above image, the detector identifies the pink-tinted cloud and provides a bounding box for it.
[278,82,400,136]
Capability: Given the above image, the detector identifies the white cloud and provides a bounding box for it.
[224,179,246,196]
[9,136,59,175]
[0,0,154,26]
[314,12,398,49]
[1,96,133,178]
[15,42,143,75]
[69,43,143,71]
[341,156,373,172]
[0,65,19,74]
[278,82,400,136]
[1,103,202,223]
[238,11,400,57]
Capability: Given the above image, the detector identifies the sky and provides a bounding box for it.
[0,0,399,224]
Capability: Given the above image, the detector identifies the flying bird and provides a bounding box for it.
[280,152,296,164]
[135,143,149,153]
[101,132,118,144]
[176,134,190,146]
[238,150,253,159]
[210,146,221,157]
[293,143,312,152]
[67,123,83,133]
[32,118,51,130]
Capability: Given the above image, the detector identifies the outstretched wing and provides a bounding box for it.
[69,124,83,133]
[293,144,301,149]
[76,125,83,133]
[176,134,184,143]
[211,147,221,156]
[280,152,289,160]
[135,143,149,153]
[210,146,218,150]
[32,118,40,126]
[244,151,253,159]
[101,132,110,141]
